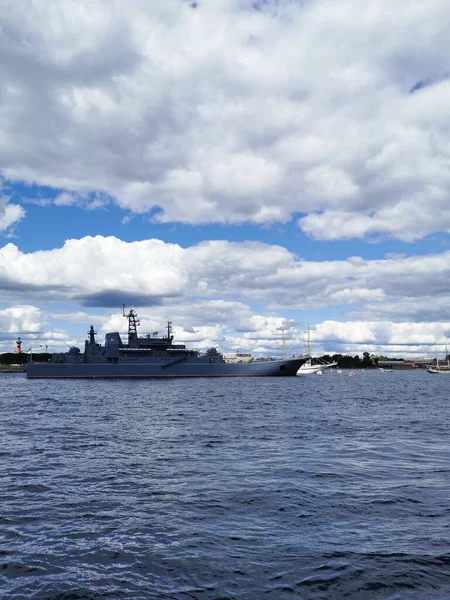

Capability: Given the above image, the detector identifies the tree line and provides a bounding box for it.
[314,352,404,369]
[0,352,52,365]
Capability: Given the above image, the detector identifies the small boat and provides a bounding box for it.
[348,372,356,376]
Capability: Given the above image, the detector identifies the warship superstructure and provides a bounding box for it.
[27,307,309,379]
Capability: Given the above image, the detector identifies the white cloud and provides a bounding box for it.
[1,235,450,318]
[54,192,77,206]
[1,234,450,356]
[1,0,450,239]
[310,320,450,358]
[0,196,25,232]
[0,305,46,336]
[53,191,108,209]
[2,301,448,359]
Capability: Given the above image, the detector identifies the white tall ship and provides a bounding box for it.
[296,324,337,376]
[427,356,450,374]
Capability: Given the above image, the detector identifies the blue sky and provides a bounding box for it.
[15,181,439,260]
[1,0,450,359]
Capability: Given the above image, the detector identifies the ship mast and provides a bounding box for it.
[123,305,140,345]
[282,320,286,359]
[307,323,311,356]
[88,326,97,345]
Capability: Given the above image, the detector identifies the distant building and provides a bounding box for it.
[377,360,405,367]
[223,352,252,364]
[402,359,434,369]
[378,359,431,369]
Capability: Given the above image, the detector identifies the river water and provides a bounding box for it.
[1,370,450,599]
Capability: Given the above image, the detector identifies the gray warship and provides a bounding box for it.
[27,307,309,379]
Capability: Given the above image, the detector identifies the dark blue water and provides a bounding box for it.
[1,370,450,599]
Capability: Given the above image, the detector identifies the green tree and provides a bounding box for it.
[362,351,372,368]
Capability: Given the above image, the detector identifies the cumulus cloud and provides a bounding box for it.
[1,0,450,239]
[311,320,450,358]
[1,234,450,356]
[0,305,46,336]
[2,235,450,318]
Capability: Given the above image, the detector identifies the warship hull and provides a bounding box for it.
[27,307,309,379]
[27,357,307,379]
